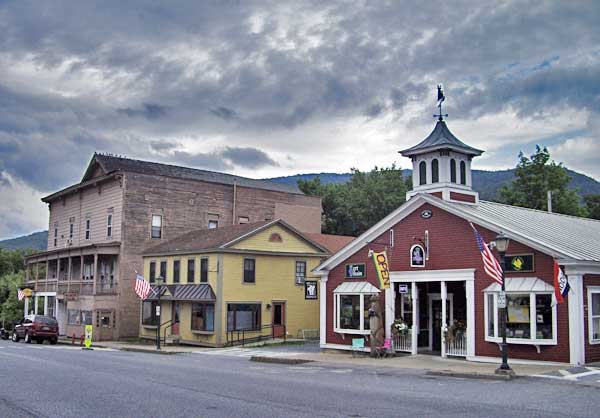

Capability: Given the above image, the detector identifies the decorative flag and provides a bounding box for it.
[437,84,445,106]
[470,223,503,285]
[553,261,570,304]
[134,272,152,300]
[371,250,390,290]
[17,288,25,301]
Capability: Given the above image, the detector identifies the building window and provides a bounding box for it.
[149,261,156,284]
[484,290,556,344]
[191,303,215,332]
[68,309,81,325]
[227,303,261,331]
[389,229,394,247]
[107,214,113,237]
[460,161,467,185]
[81,310,93,325]
[85,218,91,240]
[334,293,373,333]
[69,222,74,240]
[200,258,209,283]
[142,301,158,326]
[238,216,249,224]
[54,225,58,247]
[243,258,255,284]
[187,259,195,283]
[173,260,180,284]
[588,287,600,343]
[450,159,457,183]
[431,159,439,183]
[159,261,167,281]
[295,261,306,285]
[151,215,162,239]
[208,220,218,229]
[419,161,427,185]
[97,311,112,328]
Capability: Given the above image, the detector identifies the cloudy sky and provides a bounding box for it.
[1,1,599,239]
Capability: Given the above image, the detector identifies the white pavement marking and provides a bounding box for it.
[193,347,304,358]
[564,369,600,380]
[558,369,572,376]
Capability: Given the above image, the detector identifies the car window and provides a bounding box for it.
[36,316,58,326]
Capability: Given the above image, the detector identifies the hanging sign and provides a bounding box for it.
[305,281,318,300]
[22,288,33,298]
[398,284,409,294]
[371,250,390,290]
[497,291,506,309]
[84,325,93,349]
[345,263,366,279]
[410,244,425,267]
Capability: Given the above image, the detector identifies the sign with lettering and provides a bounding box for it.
[410,244,425,267]
[371,250,390,290]
[398,284,409,294]
[84,325,93,349]
[345,263,366,279]
[497,291,506,309]
[505,254,534,273]
[305,281,318,300]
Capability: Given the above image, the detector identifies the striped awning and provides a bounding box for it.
[483,277,554,293]
[333,281,380,294]
[147,284,216,302]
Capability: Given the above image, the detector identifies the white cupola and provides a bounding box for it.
[399,118,483,204]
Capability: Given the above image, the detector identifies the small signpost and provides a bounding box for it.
[497,291,507,309]
[83,324,93,350]
[305,281,318,300]
[398,284,409,294]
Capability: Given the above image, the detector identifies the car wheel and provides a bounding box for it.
[49,337,57,345]
[12,332,19,342]
[24,332,31,343]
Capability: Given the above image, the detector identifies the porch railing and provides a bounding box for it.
[393,329,412,353]
[446,330,467,357]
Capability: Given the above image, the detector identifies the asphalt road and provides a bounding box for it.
[0,339,599,418]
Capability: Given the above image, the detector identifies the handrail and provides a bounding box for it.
[162,318,179,344]
[226,323,286,347]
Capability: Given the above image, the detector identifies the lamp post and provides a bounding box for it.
[155,276,164,351]
[494,232,514,375]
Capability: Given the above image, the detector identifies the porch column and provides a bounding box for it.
[319,274,329,347]
[93,253,98,295]
[43,296,48,316]
[411,282,418,355]
[45,260,49,281]
[34,296,39,315]
[67,256,72,280]
[385,286,395,342]
[466,279,476,358]
[566,272,585,365]
[57,257,61,280]
[80,252,84,280]
[24,297,29,316]
[441,281,447,358]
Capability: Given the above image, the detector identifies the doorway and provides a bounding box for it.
[428,294,453,352]
[171,302,180,335]
[272,302,285,338]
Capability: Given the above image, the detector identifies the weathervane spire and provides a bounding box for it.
[434,84,448,121]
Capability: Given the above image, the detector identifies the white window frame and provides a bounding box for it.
[295,261,307,285]
[333,292,376,335]
[208,220,218,229]
[483,290,557,345]
[151,215,162,239]
[85,218,91,240]
[587,286,600,344]
[107,214,113,237]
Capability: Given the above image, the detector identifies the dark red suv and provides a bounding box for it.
[12,315,59,344]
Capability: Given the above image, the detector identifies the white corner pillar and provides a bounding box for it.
[411,282,419,355]
[567,273,585,365]
[319,274,328,347]
[466,278,476,359]
[441,280,447,358]
[385,285,395,342]
[24,297,29,316]
[43,296,48,316]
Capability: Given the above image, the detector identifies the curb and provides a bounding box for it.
[250,356,314,365]
[119,347,183,355]
[426,370,517,381]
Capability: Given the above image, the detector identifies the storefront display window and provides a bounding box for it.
[142,301,158,326]
[340,295,360,330]
[192,303,215,332]
[334,293,377,334]
[588,287,600,343]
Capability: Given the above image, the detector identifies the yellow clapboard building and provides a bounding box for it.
[139,220,341,346]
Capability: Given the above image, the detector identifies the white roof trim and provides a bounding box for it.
[483,277,554,293]
[333,281,381,294]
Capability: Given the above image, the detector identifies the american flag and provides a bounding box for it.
[134,272,152,300]
[17,288,25,301]
[470,223,503,285]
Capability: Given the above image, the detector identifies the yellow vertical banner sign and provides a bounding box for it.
[84,325,93,349]
[371,250,390,290]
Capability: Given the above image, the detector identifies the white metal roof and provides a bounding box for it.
[483,277,555,293]
[333,281,381,294]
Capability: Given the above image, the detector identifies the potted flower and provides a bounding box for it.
[391,319,409,337]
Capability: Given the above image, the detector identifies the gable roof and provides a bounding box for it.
[304,233,355,253]
[314,193,600,274]
[399,121,483,157]
[83,153,303,194]
[143,219,329,256]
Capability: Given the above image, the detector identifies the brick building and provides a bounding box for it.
[314,118,600,365]
[24,154,322,340]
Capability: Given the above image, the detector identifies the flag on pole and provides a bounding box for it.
[470,223,503,284]
[437,84,445,106]
[134,272,152,300]
[553,261,570,304]
[17,288,25,301]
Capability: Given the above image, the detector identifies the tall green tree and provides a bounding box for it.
[499,146,586,216]
[299,164,409,236]
[584,194,600,220]
[0,272,24,325]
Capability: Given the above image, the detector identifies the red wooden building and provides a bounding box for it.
[314,118,600,365]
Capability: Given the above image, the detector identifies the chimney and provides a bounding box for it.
[547,190,553,213]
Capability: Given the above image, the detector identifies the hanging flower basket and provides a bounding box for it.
[391,319,409,337]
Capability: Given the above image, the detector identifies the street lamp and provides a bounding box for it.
[494,232,514,375]
[155,276,164,351]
